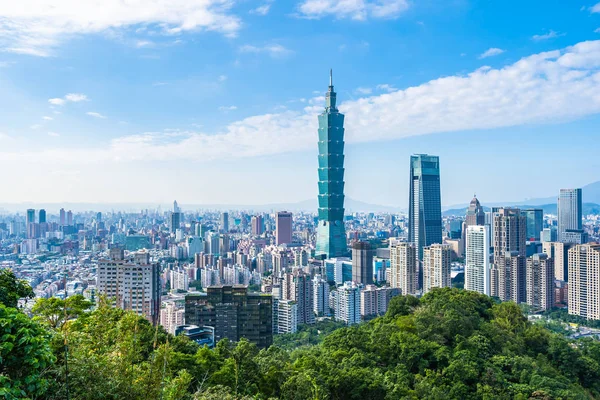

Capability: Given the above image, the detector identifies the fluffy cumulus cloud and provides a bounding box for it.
[0,0,241,56]
[4,40,600,165]
[48,93,88,105]
[298,0,409,20]
[479,47,505,58]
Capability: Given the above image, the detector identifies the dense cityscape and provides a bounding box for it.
[2,76,600,353]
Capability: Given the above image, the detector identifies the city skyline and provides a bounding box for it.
[1,2,600,205]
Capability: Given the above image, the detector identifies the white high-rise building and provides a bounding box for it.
[97,248,161,325]
[542,241,571,282]
[275,299,298,334]
[160,301,185,334]
[360,285,398,318]
[569,244,600,320]
[422,244,451,294]
[465,225,490,295]
[313,274,330,317]
[333,281,361,325]
[170,268,189,291]
[389,241,417,295]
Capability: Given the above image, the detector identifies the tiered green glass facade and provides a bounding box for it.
[316,72,347,258]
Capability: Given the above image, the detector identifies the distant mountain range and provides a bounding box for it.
[2,181,599,215]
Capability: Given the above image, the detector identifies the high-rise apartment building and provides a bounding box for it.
[251,215,264,235]
[408,154,442,263]
[160,301,185,334]
[389,241,417,295]
[283,270,315,325]
[360,285,399,318]
[491,251,526,303]
[275,211,293,246]
[526,253,555,311]
[422,244,451,294]
[558,188,582,243]
[351,241,374,285]
[274,299,298,334]
[333,281,361,325]
[465,196,485,227]
[185,285,273,348]
[96,248,161,325]
[59,208,66,226]
[313,274,330,317]
[493,208,527,263]
[465,225,491,295]
[315,71,347,259]
[542,241,572,282]
[568,244,600,320]
[523,209,543,241]
[220,212,229,233]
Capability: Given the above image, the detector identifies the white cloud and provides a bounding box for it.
[218,74,228,82]
[0,0,241,56]
[5,40,600,170]
[532,30,565,41]
[218,105,237,111]
[86,111,107,119]
[592,2,600,13]
[250,2,272,16]
[65,93,88,102]
[298,0,409,20]
[239,44,292,58]
[48,98,66,106]
[42,116,53,120]
[355,87,372,95]
[47,131,60,137]
[49,93,88,106]
[376,83,396,92]
[135,40,155,48]
[479,47,505,59]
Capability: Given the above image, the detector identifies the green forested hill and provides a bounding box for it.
[2,267,600,400]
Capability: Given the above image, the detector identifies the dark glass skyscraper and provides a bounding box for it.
[409,154,442,261]
[315,71,347,258]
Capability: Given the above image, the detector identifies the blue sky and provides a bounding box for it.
[1,0,600,208]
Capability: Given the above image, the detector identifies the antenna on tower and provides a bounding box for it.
[329,69,333,86]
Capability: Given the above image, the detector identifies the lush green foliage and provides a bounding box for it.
[32,294,93,329]
[273,319,347,350]
[0,304,55,399]
[5,278,600,399]
[0,268,34,308]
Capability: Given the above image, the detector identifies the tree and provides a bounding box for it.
[0,268,34,308]
[32,294,93,329]
[0,304,55,399]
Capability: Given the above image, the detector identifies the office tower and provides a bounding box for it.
[97,249,161,325]
[569,244,600,320]
[389,241,417,295]
[351,241,374,285]
[313,274,330,317]
[38,209,46,224]
[26,209,35,226]
[275,211,293,246]
[562,229,588,245]
[409,154,442,263]
[185,285,273,348]
[173,200,180,213]
[59,208,66,226]
[541,227,557,243]
[275,299,298,334]
[251,215,264,235]
[558,188,582,243]
[220,212,229,233]
[523,209,543,241]
[207,232,220,255]
[542,241,572,282]
[66,210,73,226]
[465,195,485,227]
[283,271,315,325]
[160,302,185,335]
[96,212,102,222]
[360,285,399,318]
[315,71,348,259]
[526,253,555,311]
[170,212,181,233]
[465,225,491,295]
[219,234,229,255]
[333,282,361,325]
[493,208,526,264]
[422,244,451,294]
[491,251,526,303]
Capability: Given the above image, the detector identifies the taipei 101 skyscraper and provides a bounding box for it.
[315,70,348,258]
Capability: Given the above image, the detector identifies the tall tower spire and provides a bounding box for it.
[316,70,347,259]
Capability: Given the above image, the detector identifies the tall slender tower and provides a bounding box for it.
[315,70,347,258]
